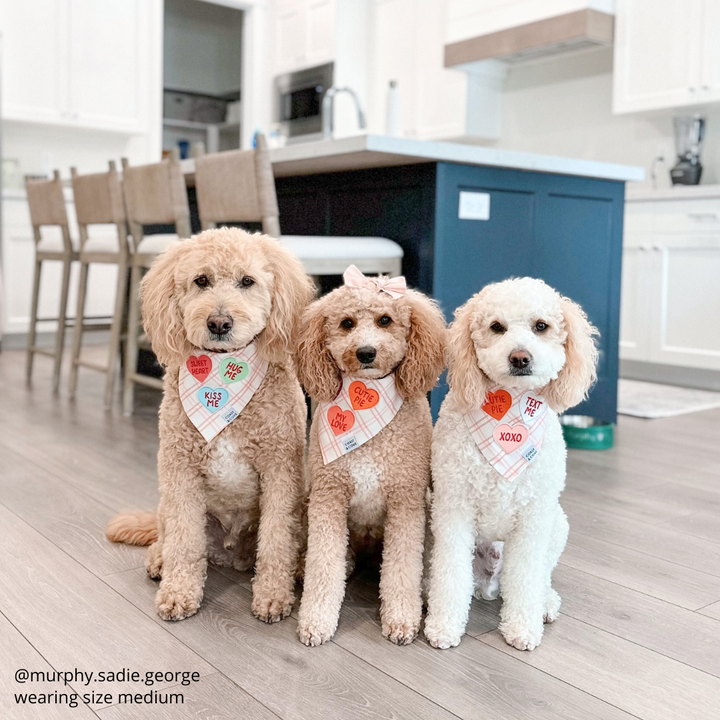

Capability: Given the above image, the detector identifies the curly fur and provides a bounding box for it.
[295,282,446,646]
[106,228,315,623]
[425,277,598,651]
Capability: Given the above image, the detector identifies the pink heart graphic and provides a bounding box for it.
[493,423,529,453]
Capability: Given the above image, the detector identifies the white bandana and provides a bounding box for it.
[464,387,549,480]
[179,342,268,443]
[317,374,403,464]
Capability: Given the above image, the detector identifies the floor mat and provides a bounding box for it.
[618,379,720,418]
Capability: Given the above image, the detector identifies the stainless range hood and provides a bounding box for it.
[445,9,614,67]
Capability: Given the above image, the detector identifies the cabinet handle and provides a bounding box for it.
[688,212,719,220]
[702,85,710,91]
[689,86,696,92]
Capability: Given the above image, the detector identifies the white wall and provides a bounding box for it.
[492,47,720,189]
[164,0,243,96]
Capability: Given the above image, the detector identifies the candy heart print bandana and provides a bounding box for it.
[317,374,403,464]
[179,342,268,442]
[464,387,549,480]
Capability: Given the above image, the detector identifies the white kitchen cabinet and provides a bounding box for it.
[368,0,470,140]
[613,0,720,114]
[271,0,335,75]
[621,194,720,371]
[0,0,147,132]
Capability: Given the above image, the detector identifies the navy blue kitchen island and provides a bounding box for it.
[269,136,641,422]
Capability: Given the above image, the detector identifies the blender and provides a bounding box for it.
[670,115,705,185]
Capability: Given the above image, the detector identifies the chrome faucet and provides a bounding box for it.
[322,87,366,139]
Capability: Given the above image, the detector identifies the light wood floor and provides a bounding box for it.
[1,346,719,720]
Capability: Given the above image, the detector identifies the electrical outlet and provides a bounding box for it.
[458,191,490,221]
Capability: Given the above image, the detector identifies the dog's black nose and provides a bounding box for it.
[356,346,377,365]
[207,314,234,336]
[509,350,532,369]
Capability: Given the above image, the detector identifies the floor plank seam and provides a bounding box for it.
[0,608,105,719]
[556,558,719,612]
[467,632,647,720]
[328,637,466,720]
[560,493,697,527]
[556,612,720,680]
[567,527,720,579]
[0,435,155,516]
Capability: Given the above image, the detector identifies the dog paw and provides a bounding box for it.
[499,619,543,651]
[145,545,163,580]
[423,616,462,650]
[297,620,336,646]
[544,589,561,624]
[155,587,201,621]
[252,591,293,624]
[382,619,419,646]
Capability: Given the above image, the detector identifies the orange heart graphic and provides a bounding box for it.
[328,405,355,436]
[482,389,512,420]
[186,354,212,383]
[349,381,380,410]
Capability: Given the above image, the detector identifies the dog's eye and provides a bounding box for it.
[194,275,210,288]
[341,318,355,330]
[490,321,506,334]
[535,321,549,333]
[239,276,254,288]
[377,315,392,327]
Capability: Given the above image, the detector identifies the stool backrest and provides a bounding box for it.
[121,158,191,245]
[71,161,128,254]
[194,134,280,238]
[25,170,72,254]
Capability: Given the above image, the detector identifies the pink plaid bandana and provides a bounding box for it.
[317,373,403,464]
[464,387,549,480]
[179,342,268,443]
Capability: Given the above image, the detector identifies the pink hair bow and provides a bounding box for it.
[343,264,406,299]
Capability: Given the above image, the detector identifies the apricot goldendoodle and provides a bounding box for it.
[295,269,446,646]
[107,228,315,623]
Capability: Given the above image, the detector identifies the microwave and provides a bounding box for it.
[274,63,333,140]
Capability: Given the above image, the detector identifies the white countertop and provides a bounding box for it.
[626,184,720,202]
[183,134,644,183]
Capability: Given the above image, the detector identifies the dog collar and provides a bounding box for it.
[463,387,549,480]
[317,373,403,464]
[179,341,268,442]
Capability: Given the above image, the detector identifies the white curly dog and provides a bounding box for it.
[424,277,598,651]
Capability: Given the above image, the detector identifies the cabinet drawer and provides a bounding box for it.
[652,199,720,234]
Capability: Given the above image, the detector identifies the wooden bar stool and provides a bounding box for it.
[68,161,130,406]
[194,135,403,280]
[121,157,191,415]
[25,171,78,392]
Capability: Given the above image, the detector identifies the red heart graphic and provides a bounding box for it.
[493,423,529,453]
[327,405,355,436]
[482,389,512,420]
[349,381,380,410]
[186,354,212,383]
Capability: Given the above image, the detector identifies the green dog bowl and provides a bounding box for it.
[560,415,614,450]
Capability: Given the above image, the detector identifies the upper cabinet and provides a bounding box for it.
[271,0,335,75]
[369,0,471,141]
[0,0,149,133]
[613,0,720,113]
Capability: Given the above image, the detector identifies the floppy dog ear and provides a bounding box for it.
[542,297,599,412]
[256,237,316,364]
[296,298,341,402]
[140,243,191,368]
[395,290,447,399]
[447,297,493,412]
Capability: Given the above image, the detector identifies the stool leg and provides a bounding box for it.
[26,258,43,385]
[69,260,90,398]
[123,262,142,416]
[53,256,73,394]
[105,260,129,408]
